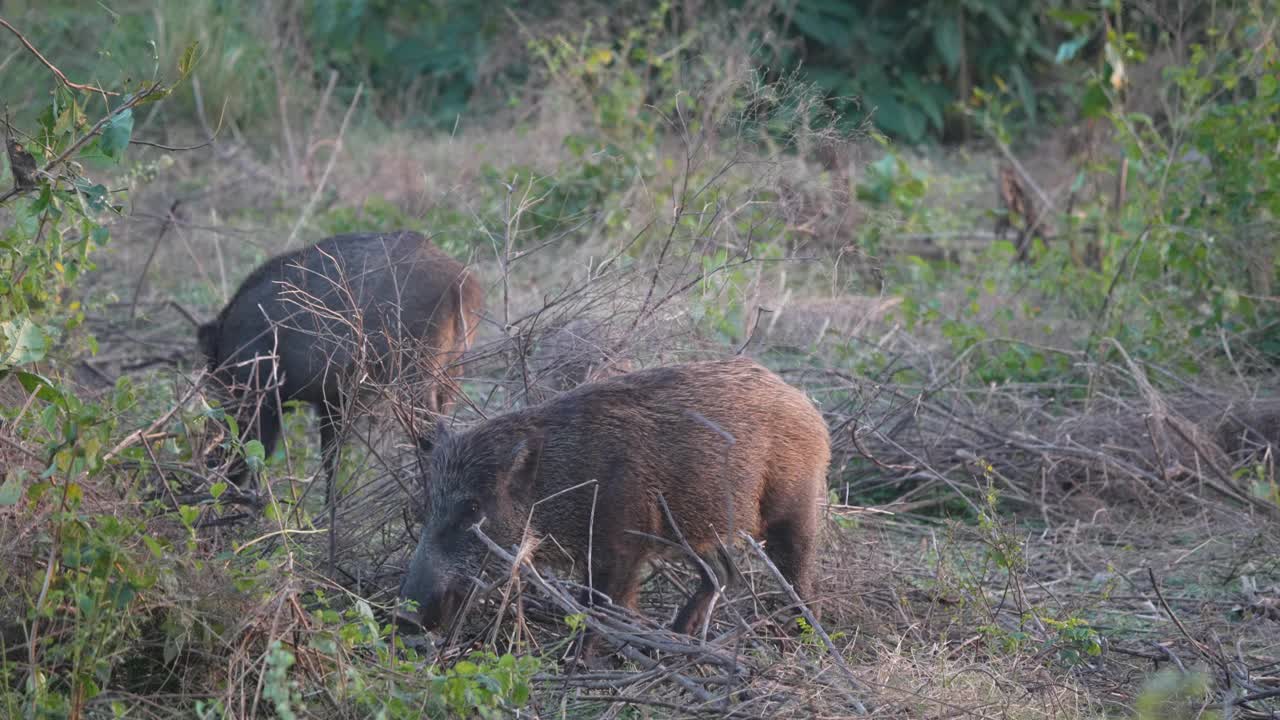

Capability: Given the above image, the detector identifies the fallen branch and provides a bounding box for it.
[465,523,752,697]
[0,17,119,96]
[741,532,872,715]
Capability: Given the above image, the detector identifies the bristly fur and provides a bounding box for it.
[200,230,484,488]
[402,356,830,638]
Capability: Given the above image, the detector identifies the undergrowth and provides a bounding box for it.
[1,2,1279,719]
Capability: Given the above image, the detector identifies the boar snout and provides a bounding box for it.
[397,537,466,631]
[391,603,424,629]
[394,584,463,632]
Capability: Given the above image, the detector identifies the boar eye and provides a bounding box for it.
[457,499,480,521]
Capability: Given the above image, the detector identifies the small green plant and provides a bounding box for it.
[795,615,845,648]
[976,623,1031,654]
[263,640,304,720]
[314,196,427,241]
[856,151,927,214]
[564,612,587,635]
[1042,616,1103,666]
[974,478,1024,573]
[529,1,678,149]
[298,591,541,719]
[435,652,539,719]
[1239,462,1280,508]
[1078,7,1280,367]
[1133,669,1219,720]
[778,0,1081,142]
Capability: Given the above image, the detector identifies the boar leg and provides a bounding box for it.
[227,397,281,491]
[671,554,724,637]
[763,519,816,612]
[318,406,345,504]
[575,551,646,662]
[584,550,645,611]
[319,405,344,574]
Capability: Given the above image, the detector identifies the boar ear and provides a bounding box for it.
[505,432,545,486]
[415,434,434,455]
[416,419,450,455]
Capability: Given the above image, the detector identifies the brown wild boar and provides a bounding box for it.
[395,357,830,638]
[198,230,483,492]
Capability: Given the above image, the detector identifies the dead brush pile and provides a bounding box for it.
[807,342,1280,522]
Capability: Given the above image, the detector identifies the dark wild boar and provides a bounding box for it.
[198,230,483,491]
[396,357,829,638]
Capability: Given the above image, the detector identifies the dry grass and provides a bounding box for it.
[5,28,1280,719]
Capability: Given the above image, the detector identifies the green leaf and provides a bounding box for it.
[1071,170,1086,193]
[789,6,849,47]
[143,535,166,558]
[0,472,23,506]
[511,683,530,705]
[98,109,134,161]
[210,481,227,500]
[1223,287,1240,309]
[28,481,51,503]
[1081,80,1109,119]
[178,41,201,79]
[356,599,375,621]
[1259,73,1278,99]
[1049,9,1095,30]
[869,92,925,143]
[1056,36,1089,64]
[1,320,51,366]
[178,504,199,528]
[1253,479,1280,502]
[164,637,181,665]
[243,439,265,472]
[15,370,65,406]
[53,101,86,137]
[73,181,110,213]
[933,19,963,73]
[899,73,944,131]
[973,2,1014,34]
[1009,65,1036,125]
[109,580,137,609]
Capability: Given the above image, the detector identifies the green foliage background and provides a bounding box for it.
[0,0,1116,142]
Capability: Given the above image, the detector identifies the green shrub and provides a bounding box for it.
[0,1,275,129]
[1092,7,1280,367]
[765,1,1083,142]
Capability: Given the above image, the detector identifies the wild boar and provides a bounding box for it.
[395,357,829,638]
[198,230,483,492]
